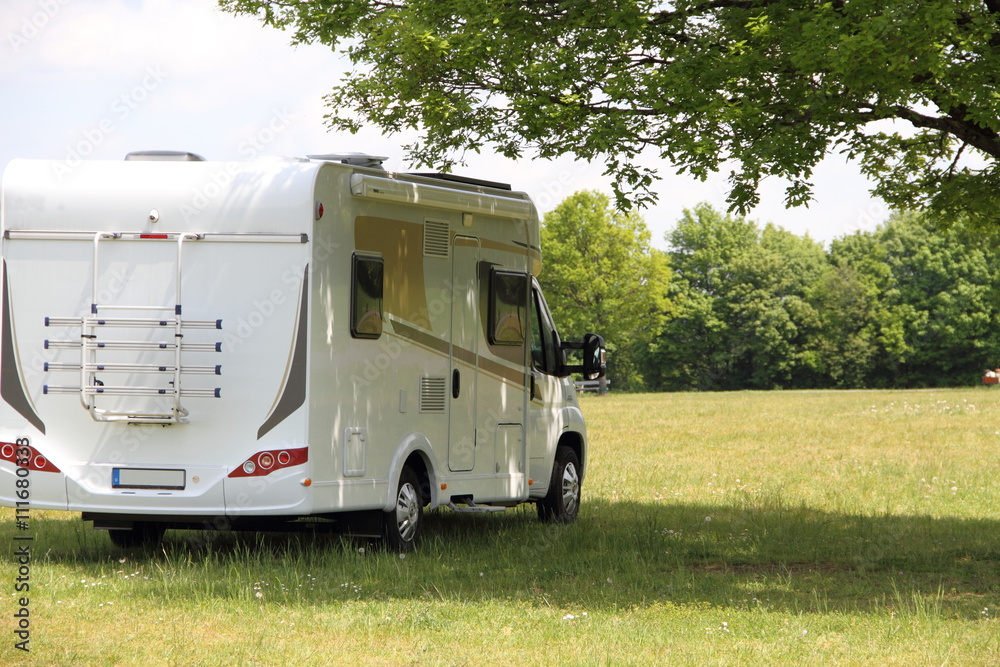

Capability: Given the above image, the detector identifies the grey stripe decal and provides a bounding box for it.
[1,261,45,434]
[257,266,309,439]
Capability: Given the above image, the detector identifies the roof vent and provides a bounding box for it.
[125,150,205,162]
[308,153,387,168]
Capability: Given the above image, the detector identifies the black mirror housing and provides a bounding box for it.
[582,333,606,380]
[560,333,606,379]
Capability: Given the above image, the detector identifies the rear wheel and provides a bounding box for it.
[383,466,423,552]
[107,522,166,549]
[537,446,581,524]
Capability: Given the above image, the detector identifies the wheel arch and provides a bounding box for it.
[384,434,439,512]
[557,429,586,483]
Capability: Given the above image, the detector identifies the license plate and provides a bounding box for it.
[112,468,186,490]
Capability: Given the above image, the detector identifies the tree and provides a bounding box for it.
[810,212,1000,388]
[644,204,826,391]
[807,252,883,388]
[220,0,1000,226]
[866,212,997,386]
[538,191,670,391]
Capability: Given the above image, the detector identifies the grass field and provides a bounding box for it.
[4,388,1000,665]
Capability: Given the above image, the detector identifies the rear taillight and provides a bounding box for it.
[228,447,307,478]
[0,442,61,473]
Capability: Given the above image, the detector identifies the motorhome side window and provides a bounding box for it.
[351,254,383,339]
[530,286,558,374]
[489,269,528,346]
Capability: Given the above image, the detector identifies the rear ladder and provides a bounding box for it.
[42,231,222,424]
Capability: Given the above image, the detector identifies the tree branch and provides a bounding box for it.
[891,106,1000,159]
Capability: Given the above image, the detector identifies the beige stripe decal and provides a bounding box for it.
[391,319,526,388]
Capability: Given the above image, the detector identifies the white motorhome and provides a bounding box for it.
[0,151,604,550]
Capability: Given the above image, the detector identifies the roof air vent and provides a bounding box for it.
[125,151,205,162]
[308,153,387,168]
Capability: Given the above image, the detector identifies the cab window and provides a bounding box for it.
[530,284,559,375]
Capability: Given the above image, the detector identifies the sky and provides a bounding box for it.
[1,0,892,249]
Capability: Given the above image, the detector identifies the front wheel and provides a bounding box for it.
[537,446,581,524]
[383,466,423,552]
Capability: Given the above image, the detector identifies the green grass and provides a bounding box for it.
[4,388,1000,665]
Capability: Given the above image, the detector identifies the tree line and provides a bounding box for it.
[541,191,1000,392]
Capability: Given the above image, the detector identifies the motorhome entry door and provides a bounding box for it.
[447,236,481,472]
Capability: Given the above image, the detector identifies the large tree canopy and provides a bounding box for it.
[220,0,1000,224]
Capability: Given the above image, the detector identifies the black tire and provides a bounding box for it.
[537,446,581,524]
[107,522,166,549]
[383,466,423,552]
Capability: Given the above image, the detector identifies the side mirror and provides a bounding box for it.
[560,333,606,379]
[581,333,606,380]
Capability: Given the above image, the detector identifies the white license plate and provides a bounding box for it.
[112,468,185,490]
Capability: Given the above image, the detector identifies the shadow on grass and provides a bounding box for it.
[10,497,1000,619]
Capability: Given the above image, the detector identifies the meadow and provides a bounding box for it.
[3,388,999,665]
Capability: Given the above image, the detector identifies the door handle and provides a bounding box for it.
[452,368,461,398]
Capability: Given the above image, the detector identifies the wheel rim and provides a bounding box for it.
[561,461,580,516]
[395,482,420,542]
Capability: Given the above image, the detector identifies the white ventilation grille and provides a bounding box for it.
[423,220,450,258]
[418,376,447,413]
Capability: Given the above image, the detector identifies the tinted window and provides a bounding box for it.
[351,254,383,339]
[489,269,527,346]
